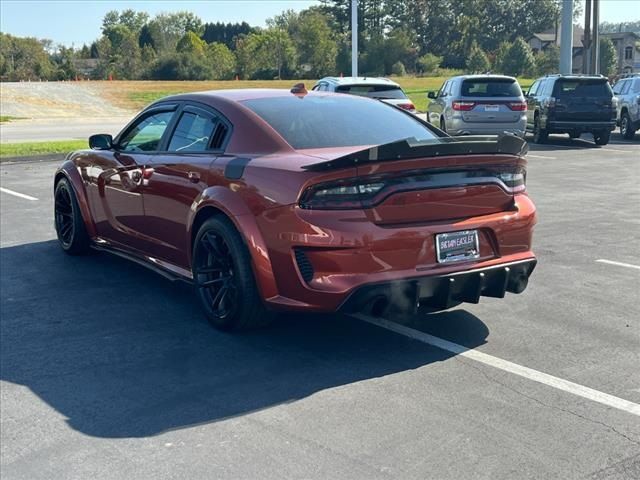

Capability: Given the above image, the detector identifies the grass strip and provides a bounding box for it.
[0,140,87,159]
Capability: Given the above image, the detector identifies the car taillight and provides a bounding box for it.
[496,171,526,193]
[299,168,526,210]
[398,103,415,111]
[507,102,527,111]
[299,181,385,210]
[544,97,557,108]
[452,101,476,111]
[636,95,640,105]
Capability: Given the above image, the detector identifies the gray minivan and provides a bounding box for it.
[427,75,527,136]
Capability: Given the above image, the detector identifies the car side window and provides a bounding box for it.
[612,80,625,94]
[168,110,218,152]
[446,80,456,96]
[119,111,175,152]
[633,79,640,93]
[438,81,449,97]
[542,79,554,96]
[167,112,218,152]
[620,80,631,95]
[528,81,540,96]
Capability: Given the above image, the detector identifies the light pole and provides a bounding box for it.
[559,0,574,74]
[352,0,358,78]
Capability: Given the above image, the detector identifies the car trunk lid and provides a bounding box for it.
[300,135,527,225]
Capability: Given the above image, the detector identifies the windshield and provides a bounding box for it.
[460,79,522,97]
[554,79,612,97]
[335,85,408,99]
[242,95,436,150]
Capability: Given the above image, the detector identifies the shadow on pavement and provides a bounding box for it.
[526,130,638,151]
[0,240,489,438]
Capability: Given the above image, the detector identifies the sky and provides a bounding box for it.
[0,0,638,47]
[0,0,321,47]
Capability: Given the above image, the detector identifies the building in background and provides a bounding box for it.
[601,32,640,74]
[529,27,640,74]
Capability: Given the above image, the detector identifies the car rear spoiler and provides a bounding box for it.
[301,134,528,172]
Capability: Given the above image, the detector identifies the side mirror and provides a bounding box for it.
[89,134,113,150]
[427,91,437,99]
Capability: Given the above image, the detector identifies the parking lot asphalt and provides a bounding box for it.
[1,133,639,480]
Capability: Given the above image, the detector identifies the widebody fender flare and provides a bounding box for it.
[54,160,97,238]
[187,186,279,300]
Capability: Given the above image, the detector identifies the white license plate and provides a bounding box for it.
[436,230,480,263]
[484,105,500,112]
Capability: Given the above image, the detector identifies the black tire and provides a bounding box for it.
[193,216,273,331]
[620,112,636,140]
[532,115,548,144]
[54,178,91,255]
[439,117,446,132]
[594,130,611,145]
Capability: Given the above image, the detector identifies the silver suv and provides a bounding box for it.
[612,74,640,139]
[427,75,527,137]
[312,77,417,113]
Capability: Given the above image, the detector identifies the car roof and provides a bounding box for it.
[316,76,401,87]
[445,74,517,81]
[160,88,315,103]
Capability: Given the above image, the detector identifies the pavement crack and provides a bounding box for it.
[454,356,640,447]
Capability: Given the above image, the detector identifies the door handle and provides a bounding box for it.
[188,171,200,183]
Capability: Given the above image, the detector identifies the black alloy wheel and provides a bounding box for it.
[195,231,239,322]
[54,178,90,254]
[193,216,273,331]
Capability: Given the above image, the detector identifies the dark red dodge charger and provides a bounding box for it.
[54,87,537,331]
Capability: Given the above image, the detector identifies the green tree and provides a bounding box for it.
[493,41,511,73]
[149,53,212,80]
[391,61,406,76]
[146,12,204,55]
[237,29,296,79]
[599,37,617,76]
[416,53,442,75]
[206,42,236,79]
[0,33,56,80]
[535,44,560,75]
[467,41,490,73]
[293,10,338,78]
[501,37,536,76]
[176,31,206,56]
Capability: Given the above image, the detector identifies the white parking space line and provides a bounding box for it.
[527,154,558,159]
[353,314,640,417]
[596,259,640,271]
[602,148,636,153]
[0,187,38,201]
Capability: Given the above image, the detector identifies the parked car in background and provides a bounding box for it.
[53,87,536,332]
[612,74,640,139]
[426,75,527,137]
[525,74,616,145]
[312,77,416,113]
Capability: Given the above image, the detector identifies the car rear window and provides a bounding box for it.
[335,85,407,99]
[242,95,436,150]
[554,79,612,97]
[460,79,522,97]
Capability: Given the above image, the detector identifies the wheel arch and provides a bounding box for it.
[54,161,97,238]
[187,187,279,300]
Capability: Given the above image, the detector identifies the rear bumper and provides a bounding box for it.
[546,120,616,133]
[447,117,526,137]
[255,194,537,314]
[339,258,537,315]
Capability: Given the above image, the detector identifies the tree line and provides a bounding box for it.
[0,1,628,82]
